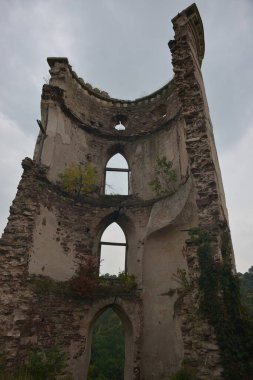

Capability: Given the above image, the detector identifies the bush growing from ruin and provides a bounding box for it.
[70,256,99,296]
[27,276,71,296]
[149,156,177,196]
[27,258,137,299]
[26,347,67,380]
[170,367,199,380]
[70,258,137,297]
[0,347,68,380]
[172,268,193,293]
[117,271,137,292]
[58,163,98,197]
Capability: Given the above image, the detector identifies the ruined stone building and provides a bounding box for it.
[0,3,242,380]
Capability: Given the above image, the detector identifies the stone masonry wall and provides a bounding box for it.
[167,4,235,379]
[0,154,196,379]
[0,159,143,379]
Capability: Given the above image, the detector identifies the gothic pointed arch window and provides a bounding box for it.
[87,307,125,379]
[99,222,127,276]
[105,153,130,195]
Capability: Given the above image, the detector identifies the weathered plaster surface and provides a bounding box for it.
[29,206,76,280]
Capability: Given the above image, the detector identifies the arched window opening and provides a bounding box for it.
[88,307,125,380]
[100,222,126,276]
[115,121,126,131]
[105,153,130,195]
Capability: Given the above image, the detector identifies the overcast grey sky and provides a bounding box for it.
[0,0,252,273]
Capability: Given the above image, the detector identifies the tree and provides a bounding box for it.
[58,163,98,198]
[239,266,253,318]
[87,308,124,380]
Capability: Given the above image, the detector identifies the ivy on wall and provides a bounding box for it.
[188,229,253,380]
[0,347,69,380]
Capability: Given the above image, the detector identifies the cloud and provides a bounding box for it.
[201,0,253,147]
[0,112,36,235]
[220,124,253,272]
[0,0,77,135]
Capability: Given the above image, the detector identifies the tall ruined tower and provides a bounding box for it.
[0,4,240,380]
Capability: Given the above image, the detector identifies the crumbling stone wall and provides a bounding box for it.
[0,3,234,380]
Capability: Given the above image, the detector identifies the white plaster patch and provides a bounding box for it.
[29,206,76,281]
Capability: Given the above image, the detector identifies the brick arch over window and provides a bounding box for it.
[99,222,127,276]
[104,153,131,195]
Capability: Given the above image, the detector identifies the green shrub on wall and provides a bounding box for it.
[70,259,137,297]
[0,347,69,380]
[28,258,137,299]
[170,367,199,380]
[149,156,177,196]
[58,163,98,197]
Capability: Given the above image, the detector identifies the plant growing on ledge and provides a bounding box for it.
[28,258,137,299]
[149,156,177,196]
[58,163,98,198]
[70,256,99,296]
[0,346,69,380]
[100,271,137,293]
[70,258,137,297]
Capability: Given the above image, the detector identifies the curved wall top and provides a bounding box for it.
[45,57,179,137]
[42,3,205,138]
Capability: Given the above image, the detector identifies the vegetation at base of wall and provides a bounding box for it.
[87,308,124,380]
[170,367,200,380]
[58,163,98,198]
[0,347,70,380]
[0,370,31,380]
[188,228,253,380]
[238,267,253,318]
[149,156,177,196]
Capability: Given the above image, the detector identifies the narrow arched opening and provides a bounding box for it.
[85,304,134,380]
[99,222,127,276]
[115,121,126,131]
[87,307,125,380]
[105,153,130,195]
